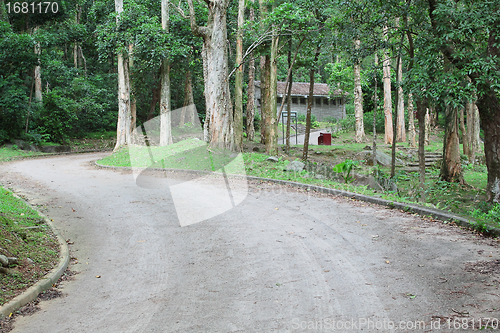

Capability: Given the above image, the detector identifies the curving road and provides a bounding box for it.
[1,153,499,332]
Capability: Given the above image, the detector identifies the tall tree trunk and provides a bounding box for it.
[147,80,161,121]
[424,108,430,145]
[407,93,416,148]
[34,36,42,103]
[187,0,234,150]
[159,0,172,146]
[246,0,256,142]
[460,105,468,156]
[396,56,406,142]
[260,55,269,144]
[466,100,479,163]
[372,53,378,166]
[417,98,427,201]
[129,43,136,133]
[180,70,194,125]
[440,104,463,183]
[285,38,293,155]
[383,27,393,144]
[233,0,244,151]
[476,84,500,203]
[266,24,278,155]
[354,40,365,143]
[302,47,321,161]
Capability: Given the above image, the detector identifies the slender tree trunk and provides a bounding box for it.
[129,43,136,133]
[425,108,430,145]
[396,56,406,142]
[383,27,393,145]
[159,0,172,146]
[114,0,131,150]
[233,0,245,151]
[34,38,42,103]
[354,40,365,143]
[460,105,468,156]
[260,55,269,144]
[245,3,256,142]
[372,53,378,166]
[465,100,479,163]
[302,47,321,161]
[407,93,416,148]
[417,98,427,201]
[180,70,194,125]
[440,104,463,183]
[266,25,278,155]
[285,38,293,155]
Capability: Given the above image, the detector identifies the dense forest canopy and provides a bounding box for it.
[0,0,499,202]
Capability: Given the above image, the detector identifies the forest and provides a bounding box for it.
[0,0,499,205]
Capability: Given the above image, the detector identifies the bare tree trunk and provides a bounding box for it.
[440,105,463,183]
[187,0,234,150]
[266,25,278,155]
[129,43,136,133]
[396,56,406,142]
[425,108,430,145]
[354,40,365,143]
[383,27,393,144]
[285,37,293,155]
[246,0,256,142]
[302,47,320,161]
[460,105,468,157]
[466,100,479,163]
[417,98,427,201]
[180,70,194,125]
[233,0,245,151]
[372,53,378,166]
[260,55,269,144]
[159,0,172,146]
[407,93,416,148]
[114,0,131,150]
[34,39,42,102]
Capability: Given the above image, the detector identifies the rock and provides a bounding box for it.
[390,182,398,193]
[0,255,8,267]
[363,145,372,150]
[27,258,34,265]
[374,151,392,166]
[367,175,384,192]
[6,257,17,265]
[40,145,71,153]
[314,151,322,155]
[302,173,310,178]
[286,161,305,172]
[314,174,326,179]
[252,147,260,152]
[266,156,279,162]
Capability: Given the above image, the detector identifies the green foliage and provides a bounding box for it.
[37,90,78,144]
[332,159,359,183]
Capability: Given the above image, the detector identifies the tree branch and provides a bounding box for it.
[187,0,208,37]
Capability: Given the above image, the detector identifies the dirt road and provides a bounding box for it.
[1,153,499,332]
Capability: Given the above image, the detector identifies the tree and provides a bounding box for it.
[114,0,131,150]
[427,0,500,202]
[186,0,234,150]
[159,0,172,146]
[353,39,365,143]
[382,26,393,145]
[233,0,245,151]
[245,0,256,142]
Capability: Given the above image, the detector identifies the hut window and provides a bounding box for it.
[331,99,336,106]
[292,97,298,104]
[277,97,282,104]
[315,97,321,105]
[300,97,306,105]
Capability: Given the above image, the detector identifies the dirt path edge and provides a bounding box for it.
[0,192,70,319]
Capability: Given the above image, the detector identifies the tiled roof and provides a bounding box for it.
[255,81,345,97]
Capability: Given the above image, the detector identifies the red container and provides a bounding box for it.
[318,133,331,145]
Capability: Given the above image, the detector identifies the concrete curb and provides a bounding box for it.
[94,160,500,238]
[0,192,70,319]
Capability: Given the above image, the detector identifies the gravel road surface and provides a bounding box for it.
[1,153,499,332]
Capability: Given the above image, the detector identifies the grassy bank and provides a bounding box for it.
[0,187,59,306]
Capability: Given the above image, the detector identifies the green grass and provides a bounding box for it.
[0,187,59,306]
[0,147,45,161]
